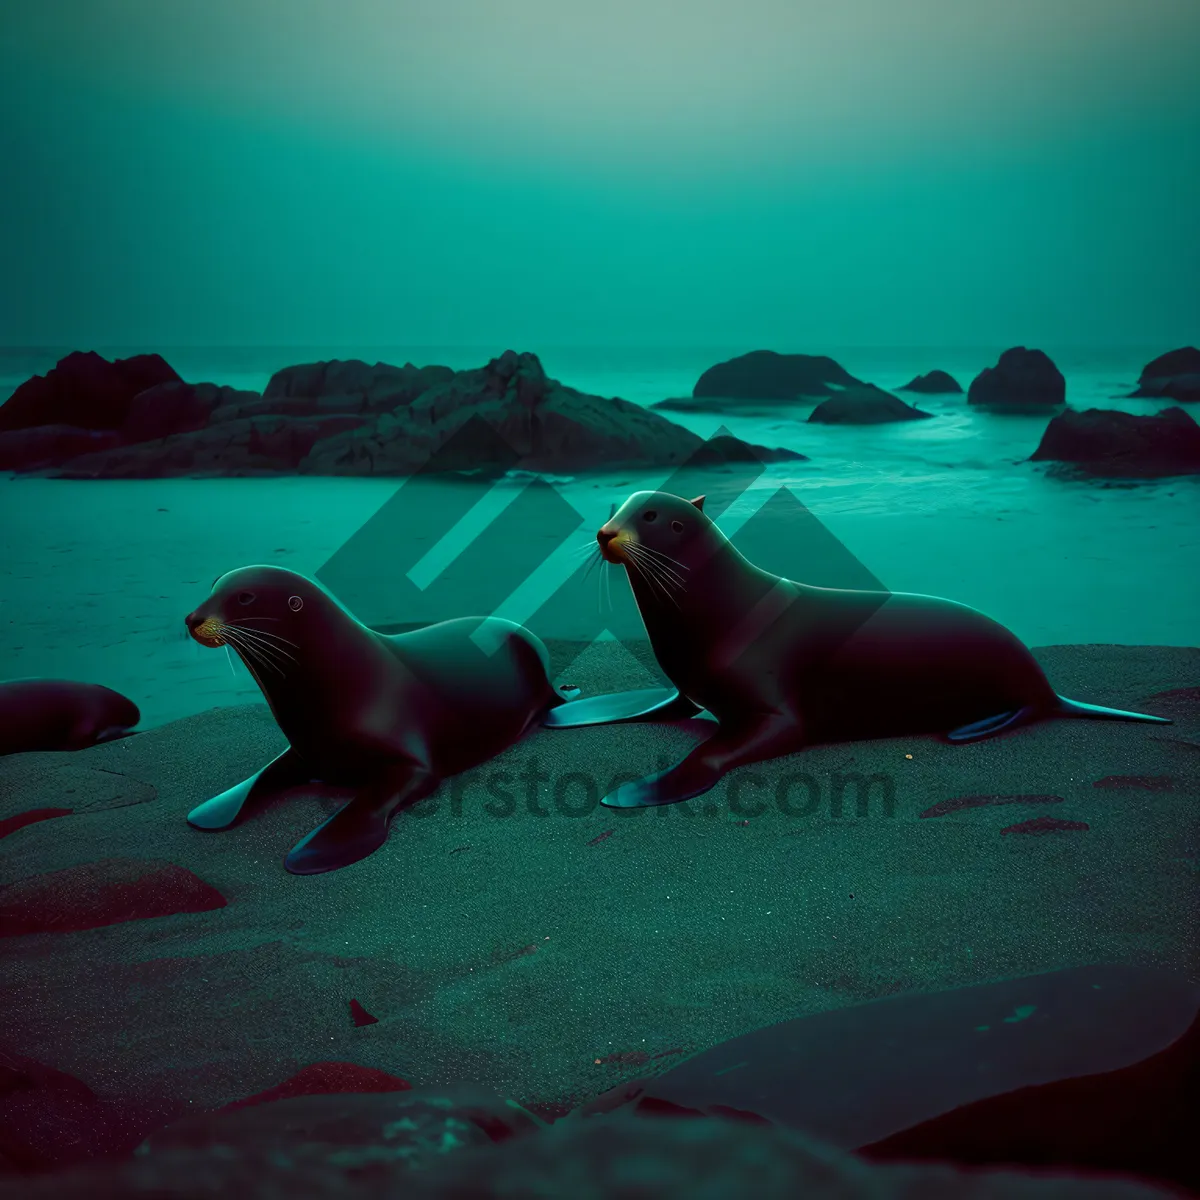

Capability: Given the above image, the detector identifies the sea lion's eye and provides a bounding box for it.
[288,595,304,612]
[237,591,256,605]
[671,520,684,533]
[643,510,657,522]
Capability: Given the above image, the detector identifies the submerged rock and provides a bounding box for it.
[968,348,1066,410]
[0,351,180,432]
[1030,406,1200,478]
[689,350,865,403]
[897,370,962,394]
[1128,348,1200,402]
[808,386,933,425]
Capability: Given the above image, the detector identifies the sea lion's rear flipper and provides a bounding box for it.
[284,764,439,876]
[945,706,1038,743]
[602,712,803,808]
[187,747,312,831]
[542,687,701,728]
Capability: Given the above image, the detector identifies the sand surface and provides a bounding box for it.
[1,641,1197,1123]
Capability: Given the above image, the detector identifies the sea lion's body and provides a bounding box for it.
[545,491,1170,808]
[185,566,567,873]
[0,679,140,757]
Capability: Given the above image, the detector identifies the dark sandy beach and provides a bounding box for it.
[1,641,1197,1170]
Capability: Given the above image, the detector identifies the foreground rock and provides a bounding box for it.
[0,351,804,477]
[1030,406,1200,478]
[968,348,1066,410]
[1129,347,1200,402]
[1,1107,1174,1197]
[661,350,865,409]
[808,385,933,425]
[897,369,962,394]
[0,352,180,432]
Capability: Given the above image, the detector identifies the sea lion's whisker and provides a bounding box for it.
[222,627,286,677]
[625,549,681,609]
[635,543,690,573]
[229,624,298,661]
[626,544,685,588]
[225,646,238,677]
[626,544,684,594]
[223,625,292,668]
[228,620,299,649]
[631,555,684,608]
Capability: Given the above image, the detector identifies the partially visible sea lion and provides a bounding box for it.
[544,490,1172,808]
[0,679,140,757]
[184,565,571,875]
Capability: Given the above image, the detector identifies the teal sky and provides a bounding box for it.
[1,0,1197,349]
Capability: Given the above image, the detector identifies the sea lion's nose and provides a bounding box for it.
[597,528,617,548]
[185,611,203,631]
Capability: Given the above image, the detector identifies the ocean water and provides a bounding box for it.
[1,344,1197,729]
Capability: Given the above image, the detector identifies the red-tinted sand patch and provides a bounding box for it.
[1092,775,1174,791]
[1000,817,1090,835]
[0,807,74,840]
[220,1062,411,1112]
[0,858,227,937]
[920,794,1064,819]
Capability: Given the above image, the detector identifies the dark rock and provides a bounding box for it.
[1137,346,1200,383]
[0,351,180,432]
[416,1112,1176,1198]
[690,350,865,402]
[263,359,456,413]
[897,370,962,394]
[0,858,227,937]
[968,348,1066,409]
[682,434,807,464]
[220,1063,409,1112]
[7,1108,1175,1197]
[0,426,122,471]
[1129,348,1200,402]
[1130,373,1200,402]
[808,385,933,425]
[122,382,255,443]
[298,351,787,476]
[862,1006,1200,1198]
[145,1085,542,1172]
[1030,406,1200,478]
[6,349,799,477]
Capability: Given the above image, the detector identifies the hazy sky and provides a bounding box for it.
[1,0,1197,348]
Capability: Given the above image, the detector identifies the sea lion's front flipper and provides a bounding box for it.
[187,747,313,831]
[945,706,1037,743]
[283,764,439,876]
[542,687,701,728]
[602,712,803,808]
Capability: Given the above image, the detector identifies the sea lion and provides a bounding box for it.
[185,565,572,874]
[544,490,1172,808]
[0,679,140,757]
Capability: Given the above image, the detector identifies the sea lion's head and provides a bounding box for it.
[598,491,708,564]
[185,566,334,676]
[597,491,711,601]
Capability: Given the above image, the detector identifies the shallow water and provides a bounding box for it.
[1,345,1197,729]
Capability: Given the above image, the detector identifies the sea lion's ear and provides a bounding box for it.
[689,495,706,512]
